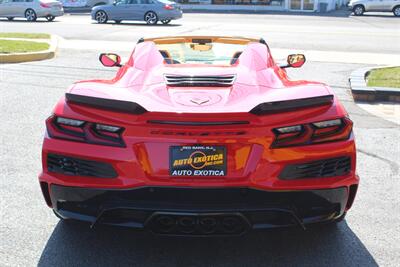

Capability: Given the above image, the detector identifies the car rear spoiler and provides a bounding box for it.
[249,95,334,115]
[65,93,147,114]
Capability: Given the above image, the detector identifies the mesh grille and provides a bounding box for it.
[279,157,351,180]
[164,75,236,87]
[47,154,117,178]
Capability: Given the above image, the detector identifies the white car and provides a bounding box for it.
[0,0,64,21]
[59,0,112,8]
[348,0,400,16]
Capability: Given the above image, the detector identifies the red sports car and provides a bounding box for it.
[39,36,359,235]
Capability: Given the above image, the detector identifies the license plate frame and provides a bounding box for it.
[169,145,227,176]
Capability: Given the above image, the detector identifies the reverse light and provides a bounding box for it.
[275,125,302,133]
[46,116,125,147]
[312,119,341,128]
[56,117,85,127]
[95,124,121,133]
[272,117,353,148]
[164,4,174,10]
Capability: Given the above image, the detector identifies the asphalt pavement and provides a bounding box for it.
[1,12,400,267]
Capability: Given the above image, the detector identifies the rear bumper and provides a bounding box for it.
[47,184,356,235]
[158,9,183,20]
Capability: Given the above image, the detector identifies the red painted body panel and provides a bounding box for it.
[39,37,359,221]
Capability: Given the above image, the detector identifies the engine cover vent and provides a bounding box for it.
[165,75,236,87]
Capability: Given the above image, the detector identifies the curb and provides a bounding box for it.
[0,35,58,64]
[349,66,400,102]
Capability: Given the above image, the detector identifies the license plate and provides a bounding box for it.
[169,145,226,176]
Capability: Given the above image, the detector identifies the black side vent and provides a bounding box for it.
[47,154,117,178]
[164,75,236,87]
[279,157,351,180]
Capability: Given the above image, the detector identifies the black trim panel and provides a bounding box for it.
[50,185,349,233]
[250,95,334,115]
[147,120,249,126]
[66,93,147,115]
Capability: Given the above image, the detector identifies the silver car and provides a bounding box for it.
[91,0,182,25]
[348,0,400,16]
[0,0,63,21]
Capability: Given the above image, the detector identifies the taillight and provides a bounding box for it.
[40,2,51,8]
[272,117,353,148]
[46,116,125,147]
[164,4,174,10]
[311,118,353,143]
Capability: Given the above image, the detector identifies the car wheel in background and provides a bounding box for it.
[95,10,108,24]
[353,5,364,16]
[25,9,37,22]
[114,20,122,24]
[46,15,55,22]
[144,11,158,25]
[161,19,171,24]
[7,17,14,21]
[393,6,400,16]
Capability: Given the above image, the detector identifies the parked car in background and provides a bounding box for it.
[87,0,112,7]
[91,0,182,25]
[348,0,400,16]
[0,0,63,21]
[59,0,112,8]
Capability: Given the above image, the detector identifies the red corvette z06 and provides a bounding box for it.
[39,36,359,235]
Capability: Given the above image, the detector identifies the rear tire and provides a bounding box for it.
[353,5,364,16]
[7,17,14,21]
[161,19,171,24]
[46,15,55,22]
[144,11,158,25]
[332,212,346,223]
[95,10,108,24]
[393,6,400,17]
[25,9,37,22]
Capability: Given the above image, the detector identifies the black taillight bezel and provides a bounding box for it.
[271,117,353,148]
[46,116,126,147]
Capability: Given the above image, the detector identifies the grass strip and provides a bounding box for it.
[0,40,49,54]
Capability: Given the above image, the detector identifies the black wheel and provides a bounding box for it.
[144,11,158,25]
[7,17,14,21]
[393,6,400,17]
[95,10,108,24]
[114,20,122,24]
[161,19,171,24]
[46,15,55,22]
[25,9,37,22]
[353,5,364,16]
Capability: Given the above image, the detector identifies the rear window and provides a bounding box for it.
[156,42,246,66]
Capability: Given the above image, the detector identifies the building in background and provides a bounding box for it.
[178,0,346,12]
